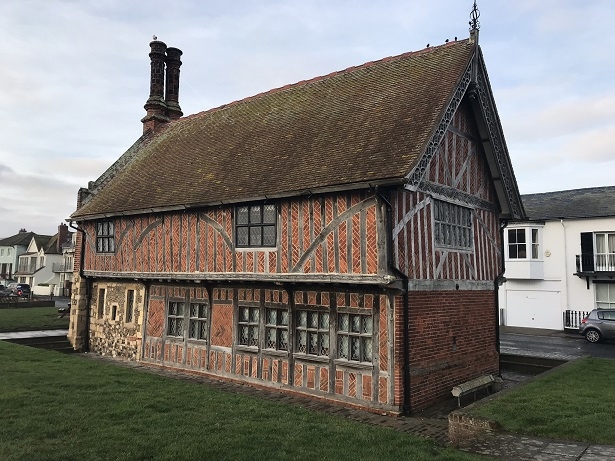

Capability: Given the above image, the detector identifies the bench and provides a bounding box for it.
[58,303,71,318]
[451,374,501,407]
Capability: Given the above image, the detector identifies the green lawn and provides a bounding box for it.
[0,306,68,332]
[0,341,488,461]
[471,358,615,444]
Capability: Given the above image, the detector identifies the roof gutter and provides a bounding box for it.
[70,177,407,222]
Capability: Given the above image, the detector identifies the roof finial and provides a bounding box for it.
[469,1,480,31]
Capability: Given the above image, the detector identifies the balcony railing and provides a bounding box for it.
[16,264,37,274]
[576,253,615,273]
[52,263,74,273]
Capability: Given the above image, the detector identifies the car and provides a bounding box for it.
[0,284,8,297]
[579,309,615,343]
[7,283,31,298]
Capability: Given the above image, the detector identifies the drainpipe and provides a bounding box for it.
[69,221,91,352]
[560,219,569,324]
[375,187,410,415]
[495,220,508,357]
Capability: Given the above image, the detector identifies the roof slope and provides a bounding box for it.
[522,186,615,220]
[0,231,37,247]
[72,40,475,219]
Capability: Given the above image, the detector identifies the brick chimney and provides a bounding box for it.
[141,40,170,134]
[57,223,69,253]
[165,47,183,120]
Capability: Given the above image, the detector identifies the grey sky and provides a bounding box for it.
[1,0,614,238]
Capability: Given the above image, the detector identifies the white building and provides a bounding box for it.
[499,186,615,331]
[14,224,73,296]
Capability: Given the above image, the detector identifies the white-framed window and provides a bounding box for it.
[296,310,329,357]
[595,233,615,271]
[506,227,541,260]
[338,312,373,363]
[433,200,473,250]
[596,283,615,309]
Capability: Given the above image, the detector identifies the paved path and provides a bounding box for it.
[3,329,615,460]
[0,329,68,340]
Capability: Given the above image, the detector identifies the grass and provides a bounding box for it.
[0,341,488,461]
[471,357,615,444]
[0,306,68,332]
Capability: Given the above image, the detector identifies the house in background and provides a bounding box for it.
[0,229,45,283]
[55,232,76,297]
[499,186,615,331]
[14,224,73,295]
[68,19,524,413]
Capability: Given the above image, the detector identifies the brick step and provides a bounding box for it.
[5,336,75,353]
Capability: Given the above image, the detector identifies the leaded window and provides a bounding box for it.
[236,204,277,247]
[433,200,473,250]
[167,301,185,337]
[338,313,373,363]
[265,308,289,351]
[239,306,259,347]
[96,220,115,253]
[296,310,329,357]
[189,302,208,342]
[97,288,105,319]
[126,290,134,323]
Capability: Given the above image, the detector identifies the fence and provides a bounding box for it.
[563,310,590,330]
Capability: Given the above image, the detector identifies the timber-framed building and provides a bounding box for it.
[68,21,524,413]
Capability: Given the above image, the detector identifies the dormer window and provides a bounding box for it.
[96,220,115,253]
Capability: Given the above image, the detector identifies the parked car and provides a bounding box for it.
[0,284,8,297]
[7,283,31,298]
[579,309,615,343]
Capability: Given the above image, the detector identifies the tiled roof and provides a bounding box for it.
[522,186,615,220]
[0,232,50,247]
[72,40,475,219]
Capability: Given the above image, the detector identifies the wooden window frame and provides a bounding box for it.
[337,312,373,363]
[96,220,115,253]
[235,203,277,248]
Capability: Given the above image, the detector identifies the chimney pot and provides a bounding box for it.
[165,47,183,120]
[142,40,170,134]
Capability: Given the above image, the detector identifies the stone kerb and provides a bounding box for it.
[448,357,586,447]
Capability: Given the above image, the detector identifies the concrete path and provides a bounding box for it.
[0,329,68,340]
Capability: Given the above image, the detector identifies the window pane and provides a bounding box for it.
[309,312,319,329]
[263,204,276,223]
[237,206,249,225]
[339,336,348,359]
[320,334,329,356]
[339,314,349,331]
[363,338,373,362]
[237,227,249,246]
[298,331,307,353]
[240,326,249,345]
[240,307,249,322]
[298,311,307,328]
[279,330,288,350]
[351,337,360,361]
[250,205,262,224]
[362,316,373,334]
[263,226,276,246]
[280,310,289,326]
[351,315,360,333]
[320,312,329,329]
[308,332,318,354]
[250,307,259,323]
[267,308,277,325]
[250,227,261,246]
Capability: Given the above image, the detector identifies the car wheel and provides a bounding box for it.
[585,329,602,343]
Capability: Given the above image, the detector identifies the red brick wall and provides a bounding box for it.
[407,290,499,411]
